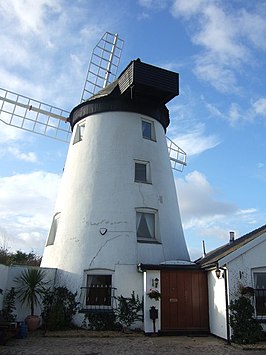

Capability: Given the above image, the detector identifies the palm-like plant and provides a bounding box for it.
[14,268,47,316]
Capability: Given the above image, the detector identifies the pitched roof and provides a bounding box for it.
[197,224,266,269]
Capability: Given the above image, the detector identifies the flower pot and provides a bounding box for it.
[25,315,41,331]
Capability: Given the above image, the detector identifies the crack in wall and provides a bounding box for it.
[138,184,146,205]
[88,234,131,270]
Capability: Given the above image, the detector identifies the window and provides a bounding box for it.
[254,273,266,317]
[142,119,155,141]
[73,120,85,144]
[136,208,158,241]
[135,160,151,183]
[46,212,61,246]
[85,275,112,307]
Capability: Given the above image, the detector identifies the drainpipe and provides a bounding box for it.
[220,266,231,345]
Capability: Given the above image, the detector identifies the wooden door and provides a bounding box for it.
[161,269,209,331]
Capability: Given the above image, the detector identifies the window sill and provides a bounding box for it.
[79,308,113,314]
[256,317,266,323]
[143,137,156,142]
[135,180,152,184]
[137,239,161,244]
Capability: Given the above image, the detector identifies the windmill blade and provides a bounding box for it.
[81,32,124,102]
[166,136,187,172]
[0,88,71,143]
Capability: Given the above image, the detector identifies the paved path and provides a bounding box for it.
[1,331,266,355]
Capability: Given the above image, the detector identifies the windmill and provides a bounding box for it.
[0,32,189,327]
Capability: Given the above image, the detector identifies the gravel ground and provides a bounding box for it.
[1,330,266,355]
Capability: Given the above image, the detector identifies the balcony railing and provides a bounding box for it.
[80,285,117,312]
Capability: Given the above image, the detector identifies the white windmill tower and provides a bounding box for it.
[0,32,189,325]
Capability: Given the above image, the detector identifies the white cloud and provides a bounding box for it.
[252,98,266,117]
[0,171,60,254]
[0,0,61,36]
[170,0,266,93]
[0,122,25,143]
[257,163,265,169]
[205,96,266,126]
[175,170,263,259]
[239,9,266,50]
[7,147,38,163]
[138,0,169,9]
[176,171,237,224]
[193,55,240,94]
[171,0,205,18]
[170,122,220,156]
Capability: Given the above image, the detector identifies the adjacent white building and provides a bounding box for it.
[199,224,266,341]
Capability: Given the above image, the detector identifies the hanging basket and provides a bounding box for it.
[147,289,161,301]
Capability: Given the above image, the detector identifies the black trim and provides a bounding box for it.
[68,59,179,131]
[139,263,201,271]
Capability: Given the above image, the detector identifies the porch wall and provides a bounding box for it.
[143,270,161,333]
[208,270,227,339]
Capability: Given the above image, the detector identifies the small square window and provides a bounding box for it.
[73,121,85,144]
[142,120,155,141]
[136,210,156,240]
[135,161,151,183]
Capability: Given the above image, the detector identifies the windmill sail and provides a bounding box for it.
[166,136,187,172]
[80,32,124,102]
[0,32,124,143]
[0,87,71,143]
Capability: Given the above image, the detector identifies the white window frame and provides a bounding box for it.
[253,269,266,318]
[81,269,114,310]
[73,119,86,144]
[136,208,159,243]
[46,212,61,246]
[134,160,151,183]
[142,119,156,141]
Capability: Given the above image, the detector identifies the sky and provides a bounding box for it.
[0,0,265,261]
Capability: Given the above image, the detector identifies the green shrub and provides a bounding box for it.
[1,288,17,322]
[42,287,79,330]
[14,268,47,316]
[84,311,121,331]
[115,291,143,328]
[230,296,263,344]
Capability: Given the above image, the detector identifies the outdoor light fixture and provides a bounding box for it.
[215,267,223,279]
[152,277,159,288]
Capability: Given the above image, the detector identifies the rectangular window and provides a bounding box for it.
[86,275,112,306]
[135,161,151,183]
[254,273,266,316]
[136,209,156,240]
[142,119,155,141]
[46,212,60,246]
[73,120,85,144]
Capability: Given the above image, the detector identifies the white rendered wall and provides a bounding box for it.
[208,270,227,339]
[208,234,266,339]
[226,237,266,300]
[0,264,9,310]
[0,265,56,321]
[41,111,189,301]
[143,270,161,333]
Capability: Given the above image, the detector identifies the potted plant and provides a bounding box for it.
[14,268,47,331]
[147,289,161,301]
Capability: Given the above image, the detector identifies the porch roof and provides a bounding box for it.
[138,261,201,271]
[197,224,266,269]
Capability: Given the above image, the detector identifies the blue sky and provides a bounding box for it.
[0,0,265,260]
